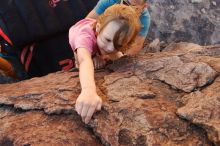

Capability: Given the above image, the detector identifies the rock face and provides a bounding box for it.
[177,77,220,146]
[148,0,220,45]
[0,42,220,145]
[0,108,102,146]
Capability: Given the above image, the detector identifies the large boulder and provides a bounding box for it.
[0,43,219,145]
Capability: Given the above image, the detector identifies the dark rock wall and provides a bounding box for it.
[148,0,220,45]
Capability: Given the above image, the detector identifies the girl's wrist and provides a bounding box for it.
[81,86,96,92]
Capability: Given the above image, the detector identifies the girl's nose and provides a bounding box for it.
[106,44,114,52]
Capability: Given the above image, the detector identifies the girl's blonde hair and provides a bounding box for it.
[95,4,141,53]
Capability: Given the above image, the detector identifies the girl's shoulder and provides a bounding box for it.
[70,18,96,39]
[73,18,96,31]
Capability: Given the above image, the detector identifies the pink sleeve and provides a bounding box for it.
[74,34,94,53]
[69,27,95,54]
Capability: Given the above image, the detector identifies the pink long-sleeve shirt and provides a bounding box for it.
[69,18,98,55]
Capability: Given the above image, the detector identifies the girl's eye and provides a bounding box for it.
[105,38,111,42]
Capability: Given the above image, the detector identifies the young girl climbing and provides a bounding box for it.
[87,0,150,56]
[69,4,141,123]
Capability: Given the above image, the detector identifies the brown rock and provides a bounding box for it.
[90,78,210,145]
[0,42,219,145]
[0,107,101,146]
[0,72,79,114]
[109,44,218,93]
[177,76,220,146]
[146,38,161,53]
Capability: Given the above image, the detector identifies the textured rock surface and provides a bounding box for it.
[90,77,210,146]
[0,107,102,146]
[0,72,79,114]
[177,76,220,146]
[148,0,220,45]
[0,43,219,145]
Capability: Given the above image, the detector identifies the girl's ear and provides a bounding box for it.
[96,23,101,33]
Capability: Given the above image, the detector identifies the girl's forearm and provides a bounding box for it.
[79,58,96,93]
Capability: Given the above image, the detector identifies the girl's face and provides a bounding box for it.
[96,21,121,55]
[127,0,145,6]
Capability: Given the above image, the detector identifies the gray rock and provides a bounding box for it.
[148,0,220,45]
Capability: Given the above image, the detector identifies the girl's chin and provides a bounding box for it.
[99,49,107,55]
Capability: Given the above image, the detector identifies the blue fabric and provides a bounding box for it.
[94,0,150,37]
